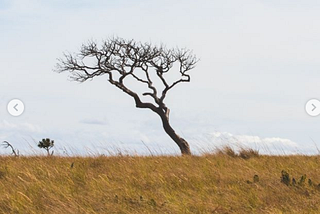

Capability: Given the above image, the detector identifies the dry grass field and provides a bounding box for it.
[1,148,320,213]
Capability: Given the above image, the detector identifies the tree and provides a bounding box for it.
[2,141,19,157]
[38,138,54,156]
[55,37,198,155]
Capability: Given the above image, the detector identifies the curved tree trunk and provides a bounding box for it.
[158,111,191,155]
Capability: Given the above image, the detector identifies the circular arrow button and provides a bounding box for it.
[7,99,25,117]
[306,99,320,117]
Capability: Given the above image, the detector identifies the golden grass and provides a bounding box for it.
[1,152,320,213]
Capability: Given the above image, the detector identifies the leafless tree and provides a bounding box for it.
[55,37,198,155]
[2,141,19,156]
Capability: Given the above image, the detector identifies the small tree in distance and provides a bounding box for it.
[38,138,54,156]
[55,37,198,155]
[2,141,19,157]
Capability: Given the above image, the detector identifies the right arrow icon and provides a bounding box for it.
[306,99,320,116]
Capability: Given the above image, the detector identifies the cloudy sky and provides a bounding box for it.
[1,0,320,155]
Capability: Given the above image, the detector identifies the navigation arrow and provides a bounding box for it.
[7,99,25,117]
[306,99,320,117]
[13,104,19,111]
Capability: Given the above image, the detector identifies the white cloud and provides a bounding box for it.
[191,131,300,155]
[0,120,42,133]
[263,137,298,147]
[79,118,108,125]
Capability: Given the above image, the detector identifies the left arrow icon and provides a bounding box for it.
[7,99,25,117]
[13,104,19,111]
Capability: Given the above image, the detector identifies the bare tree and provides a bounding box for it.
[55,37,198,155]
[2,141,19,157]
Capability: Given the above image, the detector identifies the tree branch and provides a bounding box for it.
[55,37,198,114]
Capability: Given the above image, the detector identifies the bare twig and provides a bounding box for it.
[2,141,19,157]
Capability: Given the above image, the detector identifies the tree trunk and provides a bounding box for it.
[158,111,191,155]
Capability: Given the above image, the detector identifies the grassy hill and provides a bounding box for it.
[1,149,320,213]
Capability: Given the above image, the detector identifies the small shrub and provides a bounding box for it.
[0,170,5,179]
[239,148,259,160]
[253,175,259,183]
[298,174,307,186]
[292,178,296,185]
[246,174,260,184]
[38,138,54,156]
[216,146,238,158]
[281,170,290,186]
[148,199,157,207]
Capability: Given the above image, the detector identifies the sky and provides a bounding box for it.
[1,0,320,155]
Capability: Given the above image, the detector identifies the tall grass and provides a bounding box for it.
[1,148,320,213]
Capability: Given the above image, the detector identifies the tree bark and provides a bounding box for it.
[157,111,191,155]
